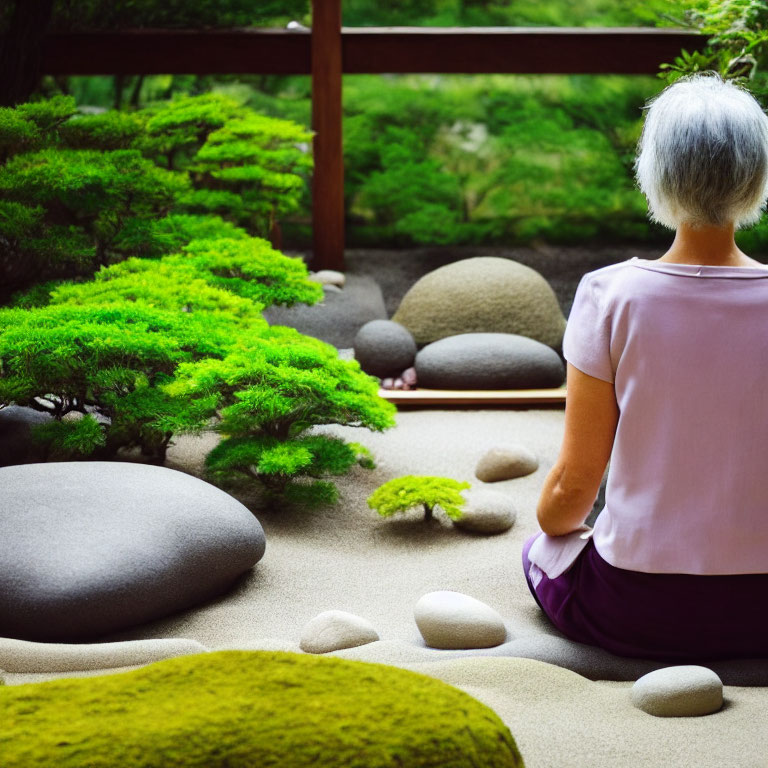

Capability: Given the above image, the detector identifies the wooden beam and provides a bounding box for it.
[40,29,311,75]
[341,27,707,75]
[35,27,706,76]
[311,0,345,271]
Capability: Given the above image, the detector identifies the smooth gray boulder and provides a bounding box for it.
[631,666,724,717]
[415,333,565,390]
[353,319,417,378]
[263,275,387,348]
[0,462,265,642]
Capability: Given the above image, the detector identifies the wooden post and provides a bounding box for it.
[311,0,345,271]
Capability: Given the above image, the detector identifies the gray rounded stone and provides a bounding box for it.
[353,319,417,378]
[0,405,52,467]
[453,489,517,534]
[631,666,724,717]
[415,333,565,390]
[392,257,566,349]
[475,444,539,482]
[414,591,507,650]
[299,610,380,654]
[0,462,266,642]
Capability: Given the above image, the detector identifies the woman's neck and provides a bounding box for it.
[658,222,760,267]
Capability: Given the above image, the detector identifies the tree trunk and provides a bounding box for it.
[0,0,56,107]
[423,503,433,522]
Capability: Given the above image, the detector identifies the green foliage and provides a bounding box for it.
[0,651,524,768]
[0,91,393,501]
[659,1,768,86]
[0,93,313,298]
[142,93,313,237]
[367,476,471,522]
[0,303,232,461]
[340,74,661,246]
[341,0,687,27]
[166,327,396,503]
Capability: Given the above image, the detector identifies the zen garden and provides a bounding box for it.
[3,1,768,767]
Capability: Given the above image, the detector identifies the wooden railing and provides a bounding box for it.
[30,0,706,269]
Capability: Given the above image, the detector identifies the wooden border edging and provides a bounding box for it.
[379,387,567,407]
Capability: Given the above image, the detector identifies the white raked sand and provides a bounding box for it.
[5,408,768,768]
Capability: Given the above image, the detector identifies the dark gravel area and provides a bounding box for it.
[337,243,663,317]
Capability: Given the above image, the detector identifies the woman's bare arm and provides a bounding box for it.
[536,363,619,536]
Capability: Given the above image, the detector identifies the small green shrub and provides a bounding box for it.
[0,650,524,768]
[167,327,396,504]
[367,476,471,522]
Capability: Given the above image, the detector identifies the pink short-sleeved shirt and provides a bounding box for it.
[563,256,768,575]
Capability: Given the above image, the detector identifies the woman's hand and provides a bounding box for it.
[536,363,619,536]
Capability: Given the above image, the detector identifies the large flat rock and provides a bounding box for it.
[0,462,265,641]
[263,274,387,348]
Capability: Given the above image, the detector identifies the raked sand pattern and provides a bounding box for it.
[4,408,768,767]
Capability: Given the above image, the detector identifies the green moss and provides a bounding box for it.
[0,650,523,768]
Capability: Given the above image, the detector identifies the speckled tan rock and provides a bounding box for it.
[299,610,380,654]
[475,444,539,482]
[631,666,724,717]
[392,257,566,348]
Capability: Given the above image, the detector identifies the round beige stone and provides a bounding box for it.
[475,444,539,482]
[392,257,566,348]
[631,666,724,717]
[299,610,380,654]
[414,591,507,650]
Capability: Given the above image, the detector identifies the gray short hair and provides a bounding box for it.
[635,73,768,230]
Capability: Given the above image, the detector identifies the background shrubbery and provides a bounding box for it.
[34,0,768,252]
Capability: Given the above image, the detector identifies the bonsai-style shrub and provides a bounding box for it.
[0,231,325,463]
[0,94,313,299]
[0,303,237,462]
[141,93,313,237]
[0,651,524,768]
[367,476,471,522]
[166,326,396,504]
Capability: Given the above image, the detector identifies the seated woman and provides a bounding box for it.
[523,72,768,661]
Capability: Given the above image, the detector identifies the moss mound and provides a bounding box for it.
[1,650,524,768]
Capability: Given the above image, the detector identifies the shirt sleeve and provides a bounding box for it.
[562,274,614,383]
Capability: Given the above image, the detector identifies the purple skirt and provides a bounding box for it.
[522,533,768,661]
